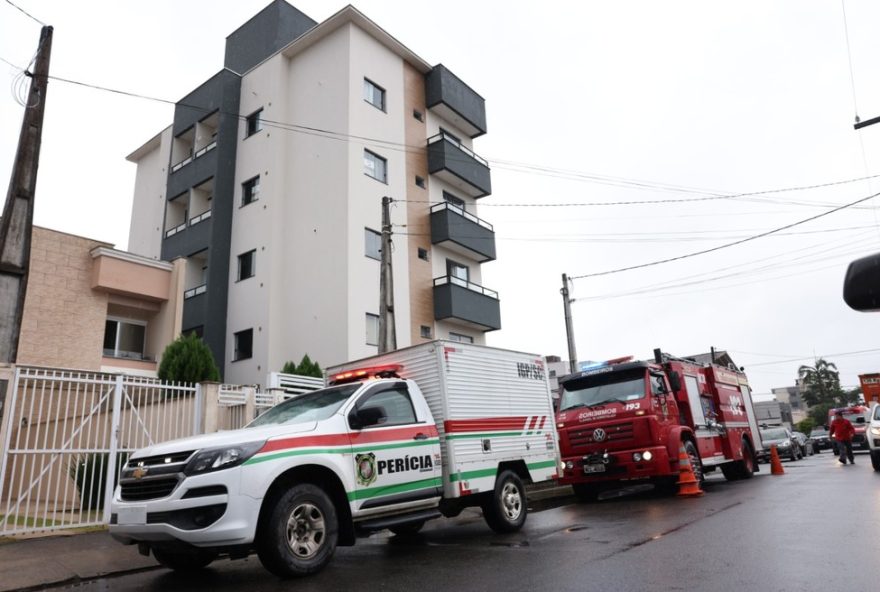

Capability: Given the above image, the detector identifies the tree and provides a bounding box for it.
[797,358,843,407]
[808,403,835,428]
[158,333,220,383]
[280,354,322,378]
[796,418,815,435]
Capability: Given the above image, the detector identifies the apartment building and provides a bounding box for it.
[127,2,500,384]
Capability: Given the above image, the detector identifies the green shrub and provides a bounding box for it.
[158,333,220,383]
[68,452,128,511]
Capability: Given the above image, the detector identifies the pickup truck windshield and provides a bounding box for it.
[559,369,647,412]
[247,383,361,427]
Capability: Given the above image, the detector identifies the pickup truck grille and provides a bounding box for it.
[129,451,194,467]
[120,476,179,501]
[568,422,634,450]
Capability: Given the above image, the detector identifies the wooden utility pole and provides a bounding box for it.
[0,26,53,363]
[561,273,578,374]
[378,196,396,353]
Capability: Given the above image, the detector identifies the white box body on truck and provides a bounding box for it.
[109,341,558,577]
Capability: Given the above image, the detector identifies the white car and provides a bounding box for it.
[868,403,880,471]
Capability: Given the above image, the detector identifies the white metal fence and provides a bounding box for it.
[0,368,200,536]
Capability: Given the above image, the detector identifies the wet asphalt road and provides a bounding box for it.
[56,451,878,592]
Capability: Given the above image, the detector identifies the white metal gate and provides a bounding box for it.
[0,367,201,536]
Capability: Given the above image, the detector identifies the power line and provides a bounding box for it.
[3,0,44,26]
[746,348,880,368]
[568,190,880,280]
[2,64,878,211]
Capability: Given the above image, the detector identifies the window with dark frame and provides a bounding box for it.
[420,325,432,339]
[443,191,465,210]
[447,259,469,287]
[363,78,386,111]
[413,109,424,122]
[245,109,263,137]
[417,248,429,261]
[363,150,387,183]
[103,319,147,360]
[242,176,260,206]
[238,250,256,281]
[355,386,417,427]
[365,228,381,260]
[449,332,473,344]
[415,176,426,188]
[233,329,253,361]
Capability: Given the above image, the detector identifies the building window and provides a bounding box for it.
[233,329,253,361]
[238,249,256,281]
[363,78,385,111]
[417,248,429,261]
[420,325,432,339]
[365,228,381,260]
[103,319,147,360]
[443,191,465,210]
[447,259,469,287]
[415,176,426,188]
[242,176,260,206]
[413,109,424,122]
[449,332,473,344]
[245,108,263,137]
[439,127,462,145]
[364,150,387,183]
[366,313,379,346]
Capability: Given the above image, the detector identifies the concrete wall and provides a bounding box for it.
[127,127,172,259]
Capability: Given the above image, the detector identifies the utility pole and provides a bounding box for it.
[378,196,396,353]
[0,26,53,363]
[561,273,577,374]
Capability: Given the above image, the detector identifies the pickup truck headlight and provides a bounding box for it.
[870,427,880,436]
[184,441,265,476]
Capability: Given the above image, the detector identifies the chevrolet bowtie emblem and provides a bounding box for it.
[132,467,148,479]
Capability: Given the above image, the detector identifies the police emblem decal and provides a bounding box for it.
[355,453,377,486]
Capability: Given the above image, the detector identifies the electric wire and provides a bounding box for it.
[4,0,45,26]
[1,65,877,211]
[745,348,880,367]
[568,190,880,280]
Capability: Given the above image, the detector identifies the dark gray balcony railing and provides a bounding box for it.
[430,202,496,262]
[433,275,501,331]
[427,133,491,198]
[425,65,487,138]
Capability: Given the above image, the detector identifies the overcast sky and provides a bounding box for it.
[2,1,880,395]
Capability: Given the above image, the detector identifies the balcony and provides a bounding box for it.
[425,65,487,138]
[430,203,495,262]
[433,276,501,332]
[427,133,491,198]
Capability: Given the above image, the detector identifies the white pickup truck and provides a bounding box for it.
[110,341,559,577]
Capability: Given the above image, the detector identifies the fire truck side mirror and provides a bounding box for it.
[668,371,681,393]
[843,251,880,312]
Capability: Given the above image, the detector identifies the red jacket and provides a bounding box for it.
[829,416,855,441]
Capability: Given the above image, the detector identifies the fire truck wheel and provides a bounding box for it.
[482,470,527,533]
[257,483,339,577]
[152,548,218,572]
[684,440,704,485]
[722,440,755,481]
[573,483,602,501]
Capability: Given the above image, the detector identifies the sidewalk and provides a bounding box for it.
[0,483,573,591]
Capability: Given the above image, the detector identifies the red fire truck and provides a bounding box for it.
[555,350,762,500]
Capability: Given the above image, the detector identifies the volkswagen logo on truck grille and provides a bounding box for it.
[592,428,606,442]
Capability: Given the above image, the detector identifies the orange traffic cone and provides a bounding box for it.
[676,443,704,497]
[769,444,785,476]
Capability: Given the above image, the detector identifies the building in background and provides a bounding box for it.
[17,226,184,375]
[126,1,499,384]
[772,382,808,425]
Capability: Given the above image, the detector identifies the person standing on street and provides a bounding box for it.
[829,410,855,464]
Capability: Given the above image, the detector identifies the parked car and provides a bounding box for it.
[868,404,880,471]
[810,427,831,453]
[757,426,801,462]
[792,431,813,457]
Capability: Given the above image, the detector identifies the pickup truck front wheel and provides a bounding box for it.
[257,483,338,577]
[482,470,527,533]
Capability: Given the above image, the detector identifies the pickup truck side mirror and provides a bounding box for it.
[843,252,880,311]
[349,406,387,430]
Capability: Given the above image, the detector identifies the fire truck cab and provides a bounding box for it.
[555,350,762,500]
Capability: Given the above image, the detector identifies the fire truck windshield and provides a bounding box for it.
[559,368,647,412]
